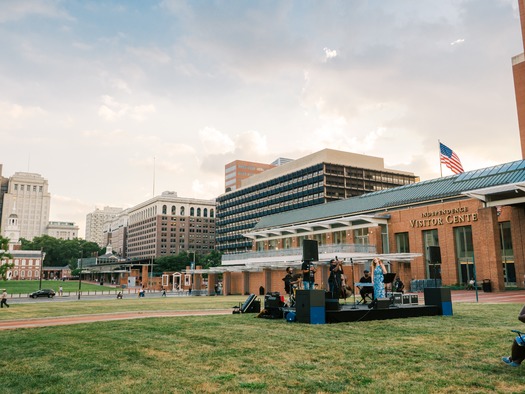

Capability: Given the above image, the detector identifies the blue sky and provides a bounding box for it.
[0,0,521,236]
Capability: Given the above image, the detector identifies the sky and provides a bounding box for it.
[0,0,523,237]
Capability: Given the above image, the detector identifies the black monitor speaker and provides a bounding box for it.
[303,240,319,262]
[428,246,441,264]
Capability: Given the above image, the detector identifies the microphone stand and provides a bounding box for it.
[350,258,358,309]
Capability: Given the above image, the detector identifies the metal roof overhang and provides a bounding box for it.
[462,182,525,207]
[185,252,421,275]
[244,214,390,240]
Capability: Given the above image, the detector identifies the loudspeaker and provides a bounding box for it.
[428,246,441,264]
[374,298,391,310]
[264,292,284,309]
[303,240,319,262]
[296,290,325,324]
[424,287,453,316]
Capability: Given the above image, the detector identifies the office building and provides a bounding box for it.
[514,0,525,158]
[0,172,51,241]
[216,149,418,255]
[46,221,79,240]
[126,191,216,259]
[85,206,123,247]
[224,160,276,192]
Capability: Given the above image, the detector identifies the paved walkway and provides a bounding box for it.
[0,290,524,330]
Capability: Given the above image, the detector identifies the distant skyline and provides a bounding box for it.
[0,0,522,237]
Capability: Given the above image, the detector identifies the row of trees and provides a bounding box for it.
[20,235,105,269]
[0,236,13,280]
[4,233,223,275]
[153,249,222,274]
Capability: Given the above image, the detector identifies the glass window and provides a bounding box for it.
[454,226,474,285]
[423,229,440,280]
[162,205,167,215]
[395,232,410,253]
[500,221,516,285]
[190,207,195,216]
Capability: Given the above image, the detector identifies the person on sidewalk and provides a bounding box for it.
[1,289,9,308]
[502,305,525,367]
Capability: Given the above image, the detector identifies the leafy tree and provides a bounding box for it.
[20,236,104,267]
[0,236,14,280]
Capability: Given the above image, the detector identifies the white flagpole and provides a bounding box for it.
[438,140,443,177]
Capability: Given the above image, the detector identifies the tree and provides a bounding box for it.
[0,236,14,280]
[20,236,104,267]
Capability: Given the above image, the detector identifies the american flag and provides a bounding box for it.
[440,142,464,174]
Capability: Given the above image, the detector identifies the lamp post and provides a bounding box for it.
[78,251,82,300]
[39,248,45,290]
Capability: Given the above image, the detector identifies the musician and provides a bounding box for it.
[394,276,405,293]
[301,260,317,290]
[358,270,373,304]
[282,267,299,295]
[372,257,387,299]
[328,257,344,298]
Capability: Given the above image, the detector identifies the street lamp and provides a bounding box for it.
[78,251,82,300]
[39,248,45,290]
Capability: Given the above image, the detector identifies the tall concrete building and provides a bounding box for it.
[0,165,8,226]
[0,172,51,241]
[102,209,129,258]
[126,191,216,259]
[85,206,123,247]
[513,0,525,158]
[224,160,276,192]
[217,149,418,254]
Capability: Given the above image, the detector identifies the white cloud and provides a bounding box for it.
[0,0,72,23]
[323,47,338,61]
[450,38,465,46]
[0,102,46,119]
[198,127,235,155]
[126,46,172,64]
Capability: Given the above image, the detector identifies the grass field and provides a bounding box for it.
[1,280,114,296]
[0,299,524,393]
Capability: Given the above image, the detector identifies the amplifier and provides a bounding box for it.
[402,294,411,305]
[392,292,403,305]
[410,294,419,305]
[374,298,391,310]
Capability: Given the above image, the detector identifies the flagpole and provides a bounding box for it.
[438,140,443,177]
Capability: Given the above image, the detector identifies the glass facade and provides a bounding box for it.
[454,226,474,285]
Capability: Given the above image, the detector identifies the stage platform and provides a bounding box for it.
[325,303,440,323]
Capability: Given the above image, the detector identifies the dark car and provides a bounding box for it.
[29,289,56,298]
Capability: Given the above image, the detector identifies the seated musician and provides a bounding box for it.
[358,270,374,304]
[394,276,405,293]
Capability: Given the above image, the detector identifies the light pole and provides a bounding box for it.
[78,251,82,300]
[39,248,45,290]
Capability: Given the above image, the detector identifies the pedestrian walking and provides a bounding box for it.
[1,289,9,308]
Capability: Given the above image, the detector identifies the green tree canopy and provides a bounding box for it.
[20,236,105,268]
[0,236,14,280]
[153,249,222,274]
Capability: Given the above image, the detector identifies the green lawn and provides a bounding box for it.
[0,300,524,393]
[1,280,114,296]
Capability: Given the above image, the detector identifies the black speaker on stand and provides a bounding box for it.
[302,240,319,262]
[427,246,441,288]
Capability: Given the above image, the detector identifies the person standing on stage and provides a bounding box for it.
[358,270,374,304]
[328,258,344,298]
[371,257,387,299]
[301,260,316,290]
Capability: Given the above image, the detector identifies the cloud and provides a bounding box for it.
[0,102,46,119]
[323,47,338,61]
[126,46,172,64]
[0,0,73,23]
[97,95,155,121]
[450,38,465,46]
[198,127,235,155]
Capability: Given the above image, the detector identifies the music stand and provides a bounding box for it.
[383,273,396,298]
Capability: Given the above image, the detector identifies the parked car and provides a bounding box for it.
[29,289,56,298]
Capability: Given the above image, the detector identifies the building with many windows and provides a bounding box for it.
[224,160,276,192]
[0,172,51,241]
[216,149,418,255]
[85,206,123,247]
[103,209,129,258]
[126,191,216,259]
[206,160,525,295]
[46,221,79,240]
